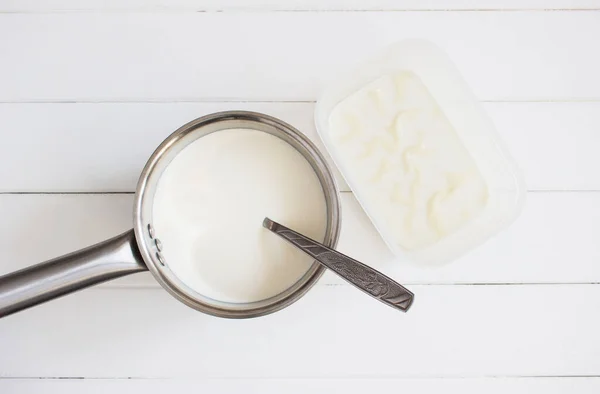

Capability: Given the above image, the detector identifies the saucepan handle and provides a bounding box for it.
[0,229,148,318]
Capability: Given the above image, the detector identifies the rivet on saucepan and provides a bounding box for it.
[156,252,165,266]
[147,223,155,239]
[155,238,162,252]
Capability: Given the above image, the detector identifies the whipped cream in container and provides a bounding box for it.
[315,40,525,265]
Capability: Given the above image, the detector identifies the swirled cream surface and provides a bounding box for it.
[329,71,488,251]
[152,128,327,303]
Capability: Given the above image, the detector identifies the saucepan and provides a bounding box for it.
[0,111,342,319]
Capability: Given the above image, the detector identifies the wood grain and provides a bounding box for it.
[2,377,600,394]
[2,0,600,11]
[1,192,599,286]
[0,284,598,378]
[1,12,599,101]
[1,102,599,192]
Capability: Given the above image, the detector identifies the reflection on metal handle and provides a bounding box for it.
[0,230,148,318]
[263,218,414,312]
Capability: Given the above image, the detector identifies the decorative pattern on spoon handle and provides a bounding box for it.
[263,218,414,312]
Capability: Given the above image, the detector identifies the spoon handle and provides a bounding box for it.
[263,218,414,312]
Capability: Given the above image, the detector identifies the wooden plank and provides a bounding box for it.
[0,102,341,193]
[1,192,599,285]
[0,12,599,101]
[489,102,600,191]
[2,0,600,12]
[0,284,598,377]
[1,102,599,192]
[2,377,599,394]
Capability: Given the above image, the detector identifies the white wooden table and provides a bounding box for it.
[1,1,600,393]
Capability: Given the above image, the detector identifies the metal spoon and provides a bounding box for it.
[263,218,414,312]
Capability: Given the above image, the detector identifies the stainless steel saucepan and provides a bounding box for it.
[0,111,342,319]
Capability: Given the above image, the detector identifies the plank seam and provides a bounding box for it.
[2,9,600,14]
[71,283,600,289]
[2,374,600,380]
[2,190,600,195]
[2,99,600,104]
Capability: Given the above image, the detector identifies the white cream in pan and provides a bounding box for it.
[152,128,327,303]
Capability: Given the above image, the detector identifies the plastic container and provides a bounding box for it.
[315,39,525,265]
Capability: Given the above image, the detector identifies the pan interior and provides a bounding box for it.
[133,112,341,318]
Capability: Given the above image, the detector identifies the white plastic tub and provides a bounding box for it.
[315,40,525,265]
